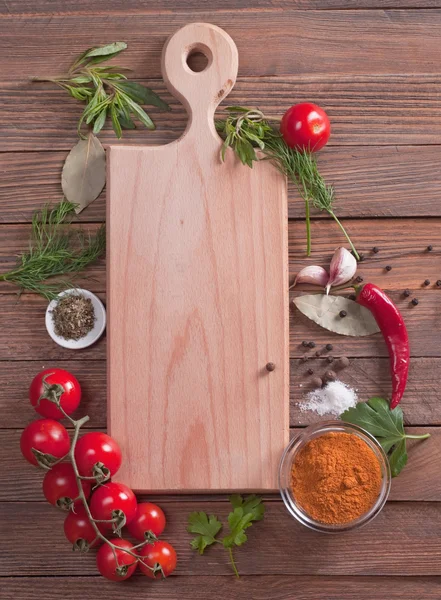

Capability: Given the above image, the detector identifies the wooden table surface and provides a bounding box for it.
[1,1,441,598]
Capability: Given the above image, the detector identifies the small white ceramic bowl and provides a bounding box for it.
[46,288,106,350]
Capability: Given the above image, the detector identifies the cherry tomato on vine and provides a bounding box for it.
[20,419,70,466]
[90,482,137,530]
[96,538,137,581]
[127,502,166,541]
[139,541,177,579]
[43,462,91,509]
[29,369,81,420]
[74,432,122,479]
[280,102,331,152]
[64,506,100,551]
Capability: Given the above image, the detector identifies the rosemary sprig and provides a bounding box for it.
[33,42,171,138]
[216,107,359,259]
[0,201,106,300]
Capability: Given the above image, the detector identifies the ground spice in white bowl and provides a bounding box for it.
[51,293,96,341]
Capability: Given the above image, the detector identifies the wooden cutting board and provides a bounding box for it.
[107,23,289,492]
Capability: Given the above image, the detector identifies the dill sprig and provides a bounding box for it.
[0,201,106,300]
[216,107,359,259]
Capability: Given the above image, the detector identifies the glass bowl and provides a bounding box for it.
[279,421,391,533]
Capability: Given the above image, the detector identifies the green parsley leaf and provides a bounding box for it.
[341,397,430,477]
[187,512,222,555]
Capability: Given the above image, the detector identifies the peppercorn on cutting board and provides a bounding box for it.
[107,23,289,492]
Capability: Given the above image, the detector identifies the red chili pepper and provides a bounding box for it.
[356,283,409,409]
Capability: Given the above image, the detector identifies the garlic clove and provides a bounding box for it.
[326,247,357,294]
[292,265,329,288]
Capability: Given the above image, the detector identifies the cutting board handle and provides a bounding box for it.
[161,23,239,140]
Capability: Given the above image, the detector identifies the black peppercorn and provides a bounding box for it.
[339,310,347,318]
[307,368,314,375]
[403,289,411,297]
[358,253,365,262]
[302,340,309,347]
[308,341,316,348]
[325,343,333,351]
[266,362,276,372]
[424,279,431,286]
[437,280,441,287]
[427,245,433,251]
[411,298,419,306]
[348,294,356,301]
[300,356,308,363]
[372,246,379,254]
[385,265,392,272]
[315,350,321,357]
[326,356,334,364]
[355,275,364,283]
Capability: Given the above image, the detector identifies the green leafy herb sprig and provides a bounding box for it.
[341,397,430,477]
[0,201,105,300]
[188,494,265,578]
[33,42,171,138]
[216,106,358,258]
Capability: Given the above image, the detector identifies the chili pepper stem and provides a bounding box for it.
[228,546,240,579]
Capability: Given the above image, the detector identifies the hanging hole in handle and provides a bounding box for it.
[184,43,213,73]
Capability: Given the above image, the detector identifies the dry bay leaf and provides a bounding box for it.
[62,133,106,214]
[293,294,380,337]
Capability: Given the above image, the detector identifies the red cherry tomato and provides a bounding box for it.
[90,482,137,530]
[280,102,331,152]
[96,538,137,581]
[127,502,166,541]
[74,432,122,479]
[64,506,100,551]
[29,369,81,420]
[20,419,70,466]
[43,462,91,509]
[139,541,177,579]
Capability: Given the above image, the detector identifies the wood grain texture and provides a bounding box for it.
[107,23,288,492]
[2,357,441,429]
[4,576,441,600]
[1,11,441,81]
[2,145,441,223]
[2,427,436,501]
[3,1,441,15]
[2,75,441,151]
[2,501,441,576]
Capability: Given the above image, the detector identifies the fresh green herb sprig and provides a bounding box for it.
[0,201,105,299]
[33,42,171,138]
[216,106,359,258]
[188,494,264,578]
[341,397,430,477]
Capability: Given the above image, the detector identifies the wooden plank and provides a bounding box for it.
[1,12,441,81]
[291,358,441,426]
[1,428,437,501]
[1,358,440,429]
[4,576,441,600]
[2,75,441,151]
[107,23,289,492]
[3,1,441,15]
[2,146,441,223]
[1,501,441,575]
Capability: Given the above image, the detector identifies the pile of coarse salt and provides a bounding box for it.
[300,380,358,417]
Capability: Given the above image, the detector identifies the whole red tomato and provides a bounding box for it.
[96,538,137,581]
[64,506,100,551]
[43,462,91,509]
[20,419,70,467]
[139,541,177,579]
[280,102,331,152]
[74,432,122,480]
[127,502,166,541]
[29,369,81,420]
[90,482,137,530]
